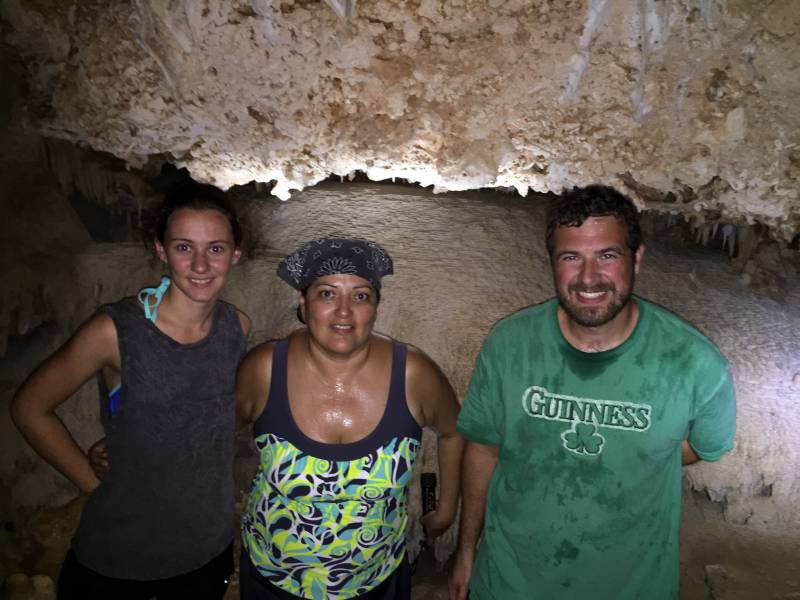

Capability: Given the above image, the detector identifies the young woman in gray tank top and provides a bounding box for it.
[11,182,249,599]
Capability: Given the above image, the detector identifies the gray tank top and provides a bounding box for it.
[72,297,245,580]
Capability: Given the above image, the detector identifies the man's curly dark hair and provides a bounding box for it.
[545,185,642,257]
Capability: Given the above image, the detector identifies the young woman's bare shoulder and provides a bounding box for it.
[68,312,120,366]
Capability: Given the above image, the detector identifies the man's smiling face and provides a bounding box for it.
[551,215,644,328]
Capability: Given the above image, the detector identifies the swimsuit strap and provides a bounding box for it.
[137,276,171,323]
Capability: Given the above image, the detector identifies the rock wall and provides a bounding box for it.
[2,0,799,238]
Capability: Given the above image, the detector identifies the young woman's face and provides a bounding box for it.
[155,208,241,305]
[299,274,378,358]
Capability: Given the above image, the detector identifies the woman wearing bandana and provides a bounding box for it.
[11,182,248,599]
[237,238,464,600]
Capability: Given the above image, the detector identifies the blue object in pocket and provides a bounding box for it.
[108,383,122,417]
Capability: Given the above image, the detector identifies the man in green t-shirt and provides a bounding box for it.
[449,185,736,600]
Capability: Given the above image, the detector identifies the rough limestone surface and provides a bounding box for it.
[2,0,799,238]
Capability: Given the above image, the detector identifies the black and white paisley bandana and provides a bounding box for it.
[277,238,394,291]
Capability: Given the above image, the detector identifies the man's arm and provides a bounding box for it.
[449,440,499,600]
[406,347,465,541]
[10,313,118,493]
[682,440,700,465]
[686,363,736,464]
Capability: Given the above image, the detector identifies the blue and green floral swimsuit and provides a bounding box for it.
[242,339,421,599]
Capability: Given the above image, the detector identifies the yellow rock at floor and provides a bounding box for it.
[4,573,32,597]
[31,574,55,597]
[3,572,56,600]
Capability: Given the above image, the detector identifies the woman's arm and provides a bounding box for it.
[406,347,466,540]
[235,342,273,428]
[10,313,119,493]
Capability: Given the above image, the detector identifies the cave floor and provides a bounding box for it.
[679,485,800,600]
[3,487,798,599]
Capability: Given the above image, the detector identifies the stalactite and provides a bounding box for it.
[558,0,609,104]
[721,223,736,257]
[39,139,158,209]
[690,220,732,256]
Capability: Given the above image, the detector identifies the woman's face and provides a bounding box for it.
[300,274,378,358]
[155,208,241,305]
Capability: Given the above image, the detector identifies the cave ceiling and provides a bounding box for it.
[2,0,799,239]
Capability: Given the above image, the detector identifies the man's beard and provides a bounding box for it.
[556,280,634,328]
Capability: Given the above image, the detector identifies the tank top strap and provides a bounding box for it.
[253,338,290,438]
[377,340,422,442]
[268,337,290,411]
[215,300,240,331]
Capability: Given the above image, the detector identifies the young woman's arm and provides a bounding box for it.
[10,313,119,493]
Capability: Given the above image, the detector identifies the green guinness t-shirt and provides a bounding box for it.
[457,297,735,600]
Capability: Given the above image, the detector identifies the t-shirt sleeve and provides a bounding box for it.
[457,332,504,446]
[687,359,736,462]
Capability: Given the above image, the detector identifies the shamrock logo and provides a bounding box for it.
[561,422,605,456]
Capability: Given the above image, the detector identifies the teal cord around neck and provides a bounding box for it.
[137,276,171,323]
